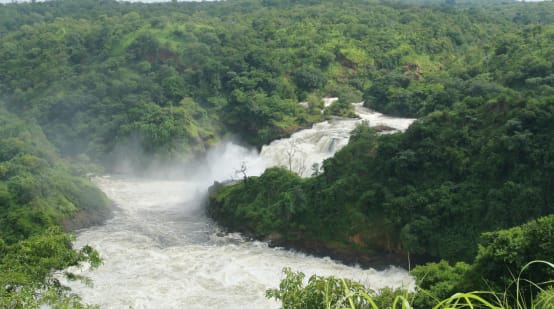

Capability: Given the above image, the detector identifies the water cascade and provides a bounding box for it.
[260,99,415,177]
[60,103,416,308]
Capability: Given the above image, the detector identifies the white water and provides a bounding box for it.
[60,103,416,308]
[260,100,415,177]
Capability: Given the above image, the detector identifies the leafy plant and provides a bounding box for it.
[266,268,412,309]
[270,260,554,309]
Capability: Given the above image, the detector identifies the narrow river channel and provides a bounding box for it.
[61,102,416,308]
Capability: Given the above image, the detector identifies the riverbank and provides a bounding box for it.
[268,238,409,270]
[61,201,114,232]
[206,180,416,271]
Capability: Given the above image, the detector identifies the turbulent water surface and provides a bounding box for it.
[261,100,415,176]
[61,104,416,308]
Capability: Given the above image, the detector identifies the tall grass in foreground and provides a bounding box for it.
[267,261,554,308]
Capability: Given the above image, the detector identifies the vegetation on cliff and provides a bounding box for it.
[208,96,554,262]
[0,104,108,307]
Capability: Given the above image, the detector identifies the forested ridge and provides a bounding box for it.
[2,0,552,165]
[1,0,553,307]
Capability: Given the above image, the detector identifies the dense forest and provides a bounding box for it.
[1,0,553,307]
[0,103,108,306]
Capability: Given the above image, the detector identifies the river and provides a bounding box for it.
[60,102,416,308]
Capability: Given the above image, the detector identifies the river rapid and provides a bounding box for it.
[60,102,416,308]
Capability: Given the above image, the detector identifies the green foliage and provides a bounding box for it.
[467,216,554,293]
[266,268,412,309]
[0,107,109,244]
[0,227,101,309]
[269,260,554,309]
[411,261,471,308]
[294,66,328,93]
[0,106,107,307]
[324,97,357,118]
[410,225,554,309]
[208,167,307,237]
[535,287,554,309]
[2,0,552,164]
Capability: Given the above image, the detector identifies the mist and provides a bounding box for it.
[106,136,266,185]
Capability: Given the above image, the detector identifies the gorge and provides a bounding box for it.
[59,105,416,308]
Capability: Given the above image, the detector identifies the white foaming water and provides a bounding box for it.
[61,103,416,308]
[261,100,416,177]
[62,176,412,308]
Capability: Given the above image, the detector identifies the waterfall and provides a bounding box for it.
[260,101,415,176]
[58,102,416,308]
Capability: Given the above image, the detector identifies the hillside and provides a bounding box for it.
[2,0,552,167]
